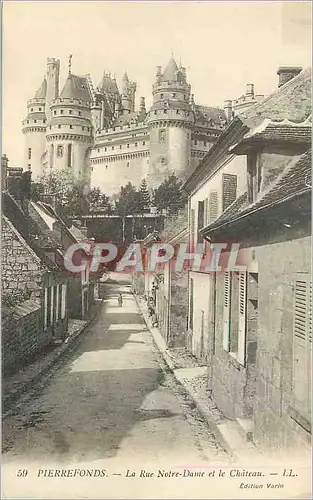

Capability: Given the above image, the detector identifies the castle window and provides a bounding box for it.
[160,93,164,99]
[54,110,56,115]
[194,140,198,145]
[119,145,122,149]
[143,141,145,145]
[31,108,33,112]
[70,125,73,129]
[69,110,72,115]
[135,142,138,147]
[164,109,167,114]
[27,120,29,124]
[176,110,180,114]
[127,162,130,167]
[159,129,166,143]
[58,124,61,128]
[43,119,46,123]
[34,120,37,123]
[154,110,157,115]
[39,107,42,111]
[113,128,115,131]
[60,109,64,114]
[98,149,100,153]
[28,148,32,160]
[127,144,130,148]
[112,146,114,150]
[204,141,207,146]
[172,93,176,98]
[67,143,72,168]
[105,147,107,151]
[184,95,187,100]
[82,126,85,130]
[79,111,81,116]
[161,157,166,165]
[105,165,108,169]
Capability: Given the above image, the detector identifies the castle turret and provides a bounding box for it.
[22,77,47,179]
[121,72,137,114]
[46,58,60,121]
[147,56,194,187]
[45,56,93,186]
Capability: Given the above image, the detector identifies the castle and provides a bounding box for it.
[22,56,264,197]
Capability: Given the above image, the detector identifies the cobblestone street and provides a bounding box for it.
[2,280,230,498]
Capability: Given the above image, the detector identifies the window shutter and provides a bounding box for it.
[209,191,219,222]
[50,286,55,324]
[189,277,194,331]
[204,197,209,225]
[238,271,247,365]
[44,288,48,328]
[61,284,67,319]
[222,173,237,211]
[197,200,205,242]
[56,285,60,321]
[293,279,312,415]
[190,208,196,249]
[223,271,231,351]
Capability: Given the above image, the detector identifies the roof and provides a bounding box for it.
[162,57,179,81]
[231,118,312,153]
[240,67,311,126]
[60,74,92,103]
[114,111,146,126]
[24,112,46,121]
[34,78,47,99]
[201,150,311,236]
[194,105,227,126]
[98,74,119,95]
[2,193,61,271]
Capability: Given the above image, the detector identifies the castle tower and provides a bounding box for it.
[45,56,93,186]
[121,72,137,114]
[46,58,60,122]
[146,56,194,187]
[22,77,47,180]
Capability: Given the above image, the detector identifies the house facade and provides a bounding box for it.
[198,67,311,450]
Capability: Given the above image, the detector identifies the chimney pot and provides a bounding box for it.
[224,100,233,123]
[277,67,302,88]
[246,84,254,98]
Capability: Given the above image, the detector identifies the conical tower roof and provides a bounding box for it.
[162,56,179,81]
[34,77,47,98]
[60,73,91,103]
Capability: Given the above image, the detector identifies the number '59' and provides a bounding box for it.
[16,469,28,477]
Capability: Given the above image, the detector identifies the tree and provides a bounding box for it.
[152,174,187,215]
[137,179,150,214]
[87,187,113,214]
[115,182,139,216]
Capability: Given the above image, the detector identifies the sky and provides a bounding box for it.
[2,1,312,166]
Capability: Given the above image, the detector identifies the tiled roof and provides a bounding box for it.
[99,74,119,95]
[25,112,46,121]
[194,105,227,126]
[202,150,311,235]
[240,67,311,125]
[60,74,92,103]
[49,117,92,127]
[162,57,179,81]
[114,111,146,126]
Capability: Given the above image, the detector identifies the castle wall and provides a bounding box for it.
[24,129,46,180]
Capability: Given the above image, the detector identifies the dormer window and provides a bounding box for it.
[247,152,261,203]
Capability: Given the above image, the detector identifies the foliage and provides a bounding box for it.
[87,187,113,214]
[114,182,139,216]
[137,179,151,214]
[152,174,187,215]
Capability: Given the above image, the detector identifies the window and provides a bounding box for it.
[58,124,61,128]
[69,110,72,115]
[247,153,261,203]
[112,146,114,150]
[34,120,37,123]
[222,173,237,211]
[204,141,207,147]
[82,126,85,131]
[143,141,145,145]
[160,93,164,99]
[127,162,130,167]
[208,191,219,222]
[97,148,100,153]
[105,165,108,169]
[172,93,176,98]
[159,129,166,144]
[164,109,167,114]
[160,157,166,165]
[28,148,32,160]
[127,144,130,148]
[57,145,63,158]
[60,109,64,114]
[79,111,81,116]
[39,107,42,111]
[54,110,56,115]
[70,125,73,129]
[67,143,72,168]
[119,145,122,149]
[189,278,194,330]
[292,277,312,419]
[31,108,34,112]
[135,142,138,147]
[105,147,107,152]
[154,110,157,115]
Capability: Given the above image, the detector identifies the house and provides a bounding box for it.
[2,188,69,375]
[199,69,311,451]
[182,66,311,366]
[27,200,98,319]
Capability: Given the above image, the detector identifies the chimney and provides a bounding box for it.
[224,100,233,123]
[1,154,8,191]
[246,84,254,98]
[277,67,302,88]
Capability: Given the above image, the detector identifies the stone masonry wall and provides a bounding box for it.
[2,217,43,302]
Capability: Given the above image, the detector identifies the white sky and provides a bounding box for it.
[3,1,312,166]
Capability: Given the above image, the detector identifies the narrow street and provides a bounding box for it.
[2,276,230,499]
